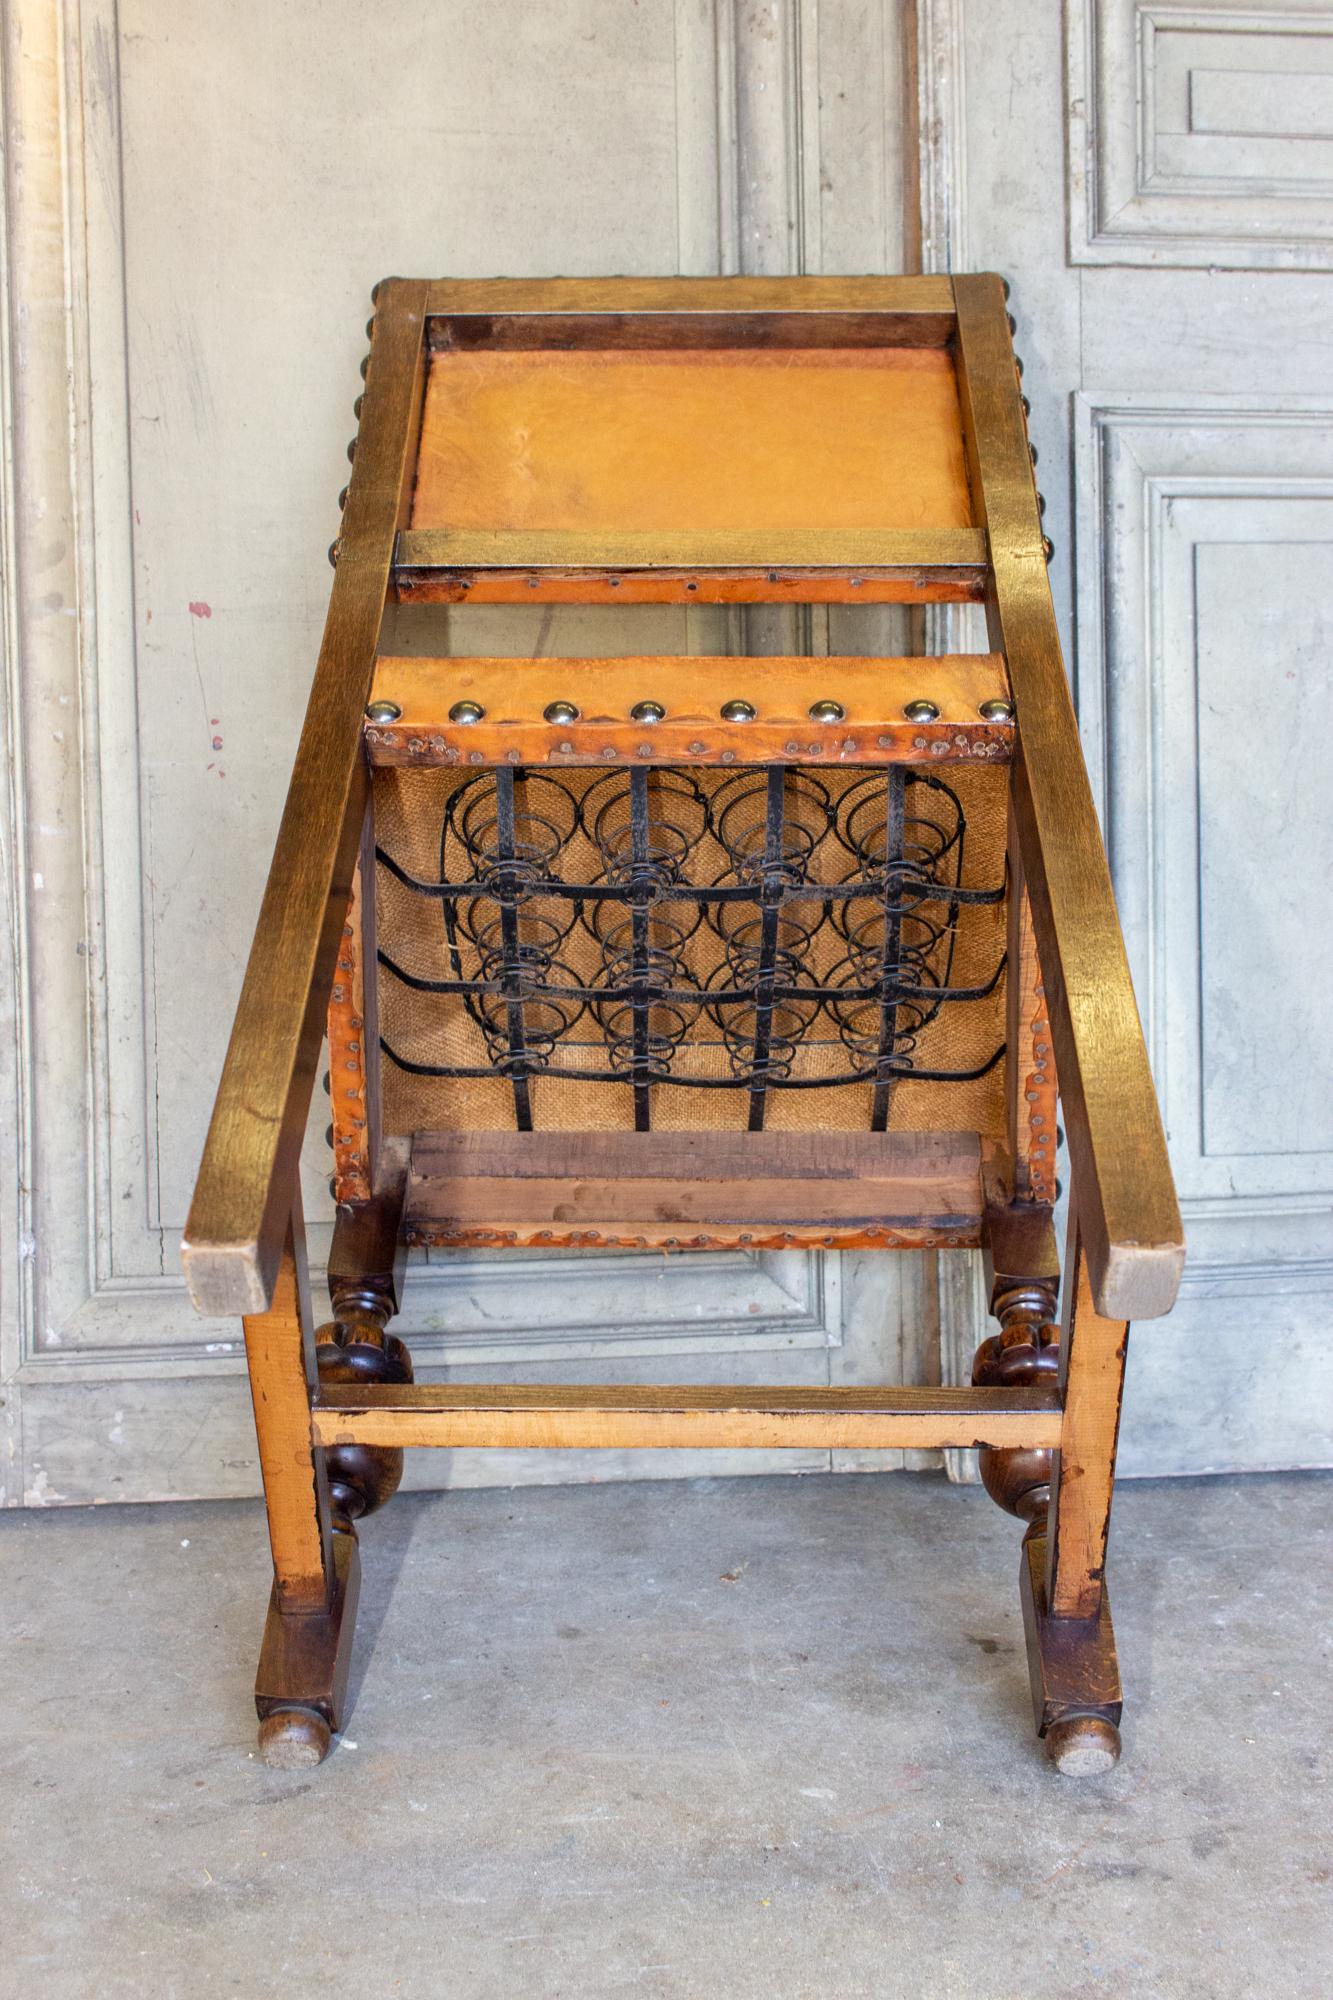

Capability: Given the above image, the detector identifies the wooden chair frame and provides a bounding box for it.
[183,276,1183,1775]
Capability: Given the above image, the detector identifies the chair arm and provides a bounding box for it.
[953,275,1183,1321]
[181,281,429,1317]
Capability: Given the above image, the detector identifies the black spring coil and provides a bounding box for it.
[376,765,1006,1127]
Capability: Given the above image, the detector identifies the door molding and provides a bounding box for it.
[0,0,934,1504]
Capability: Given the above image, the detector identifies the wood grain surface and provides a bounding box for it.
[241,1188,333,1612]
[1046,1222,1131,1619]
[326,807,379,1203]
[312,1380,1063,1453]
[393,530,988,605]
[404,1129,985,1250]
[424,273,956,328]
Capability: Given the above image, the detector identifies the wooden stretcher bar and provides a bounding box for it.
[311,1382,1064,1454]
[363,652,1014,768]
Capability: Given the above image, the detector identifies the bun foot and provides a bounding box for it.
[258,1706,333,1769]
[1045,1713,1121,1778]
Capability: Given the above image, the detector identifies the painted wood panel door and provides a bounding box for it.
[6,0,1324,1507]
[0,1,935,1504]
[925,0,1333,1472]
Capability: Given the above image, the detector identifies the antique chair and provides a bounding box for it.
[183,275,1183,1776]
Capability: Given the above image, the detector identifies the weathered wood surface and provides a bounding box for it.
[395,526,988,602]
[425,273,957,331]
[405,1129,985,1250]
[395,557,987,608]
[1005,799,1058,1205]
[1046,1224,1131,1620]
[326,806,379,1203]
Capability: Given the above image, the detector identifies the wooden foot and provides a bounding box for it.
[1045,1713,1121,1777]
[255,1528,361,1759]
[1020,1527,1122,1777]
[258,1706,333,1769]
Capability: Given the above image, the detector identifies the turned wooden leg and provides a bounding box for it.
[317,1142,413,1532]
[975,1203,1124,1775]
[973,1208,1061,1526]
[315,1297,413,1530]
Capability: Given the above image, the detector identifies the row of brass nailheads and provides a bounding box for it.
[1007,295,1055,564]
[366,696,1015,727]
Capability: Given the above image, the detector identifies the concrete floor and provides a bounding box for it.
[3,1471,1330,2000]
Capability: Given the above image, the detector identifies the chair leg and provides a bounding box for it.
[1020,1522,1122,1776]
[243,1183,359,1769]
[254,1529,361,1769]
[249,1153,415,1767]
[973,1204,1123,1775]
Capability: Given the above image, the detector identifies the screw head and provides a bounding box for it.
[903,698,940,723]
[720,699,756,722]
[543,699,580,725]
[630,699,666,724]
[808,698,845,724]
[978,697,1015,723]
[448,700,485,725]
[365,699,402,724]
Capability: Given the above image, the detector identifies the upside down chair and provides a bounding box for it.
[183,274,1183,1775]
